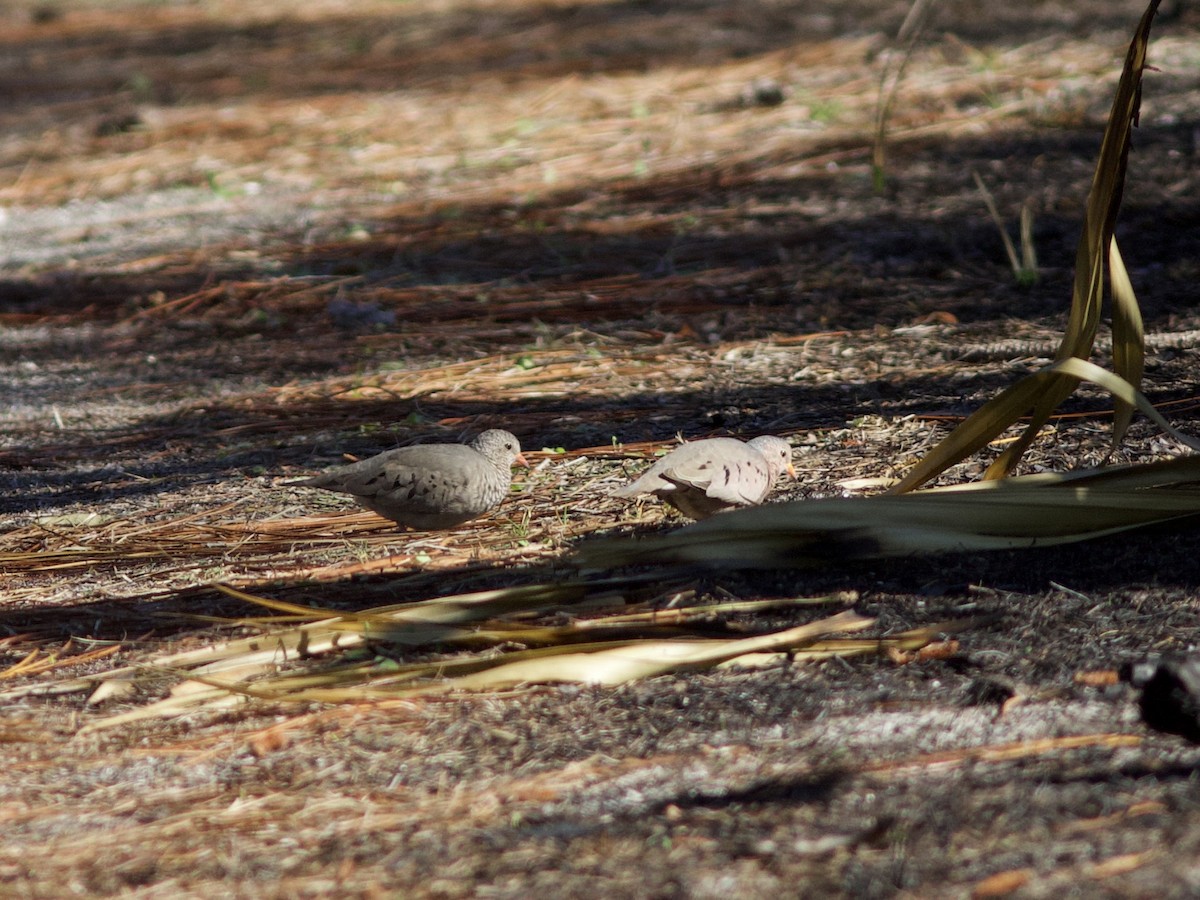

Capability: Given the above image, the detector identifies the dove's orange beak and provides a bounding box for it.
[786,461,797,479]
[514,453,530,468]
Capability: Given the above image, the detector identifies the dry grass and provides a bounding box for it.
[0,1,1124,210]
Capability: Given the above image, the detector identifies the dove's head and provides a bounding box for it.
[472,429,529,468]
[747,436,795,485]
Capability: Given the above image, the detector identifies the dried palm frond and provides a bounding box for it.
[892,1,1160,492]
[578,455,1200,570]
[0,582,949,730]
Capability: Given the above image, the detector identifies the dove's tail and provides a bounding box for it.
[610,479,649,498]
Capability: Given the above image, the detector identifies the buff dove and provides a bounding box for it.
[295,429,527,529]
[612,435,794,520]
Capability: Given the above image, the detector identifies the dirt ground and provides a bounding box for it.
[3,0,1200,896]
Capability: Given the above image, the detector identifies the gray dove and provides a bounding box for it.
[612,435,794,520]
[295,429,527,529]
